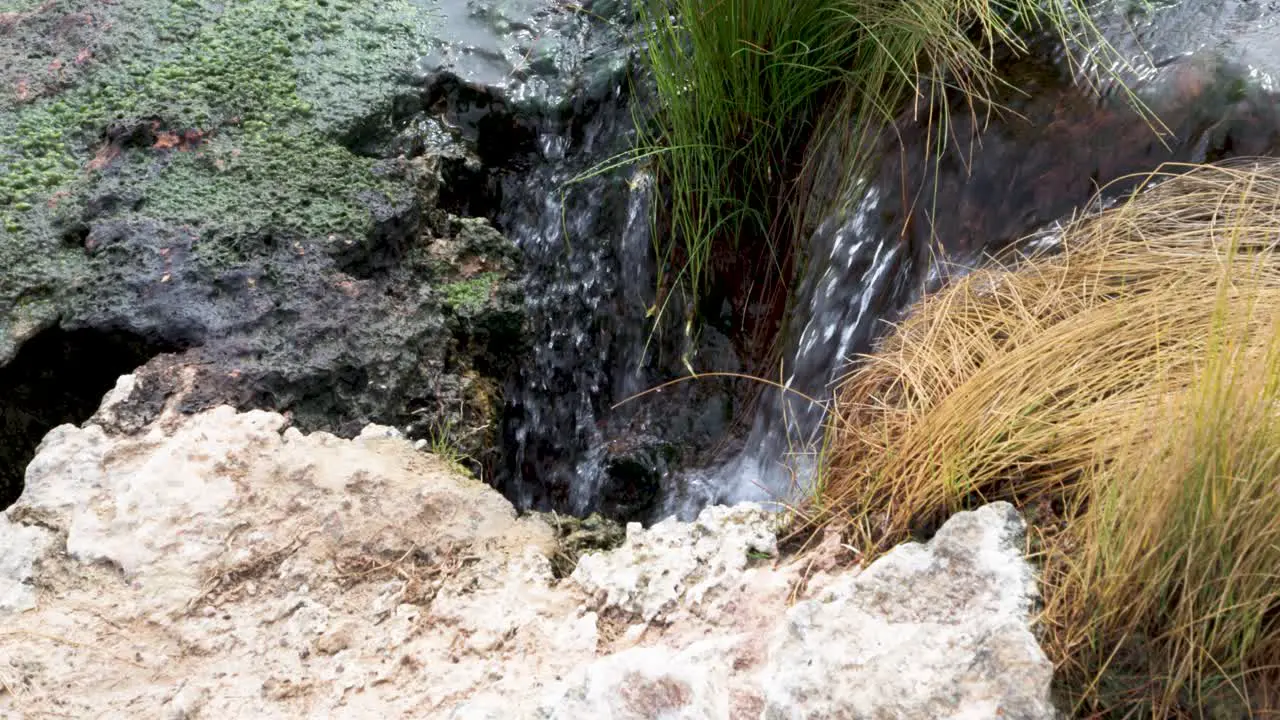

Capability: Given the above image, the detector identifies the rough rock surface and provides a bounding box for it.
[0,0,446,364]
[571,504,778,623]
[0,381,1058,718]
[762,504,1055,719]
[0,0,639,505]
[0,513,49,613]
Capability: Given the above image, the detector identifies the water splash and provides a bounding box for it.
[659,184,939,518]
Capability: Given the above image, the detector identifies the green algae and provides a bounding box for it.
[138,130,394,239]
[0,0,436,232]
[0,0,51,13]
[442,273,500,313]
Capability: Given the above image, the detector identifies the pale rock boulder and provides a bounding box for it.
[0,377,569,718]
[570,503,778,623]
[0,375,1059,719]
[762,503,1057,720]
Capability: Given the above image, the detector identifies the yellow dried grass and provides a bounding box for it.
[816,159,1280,715]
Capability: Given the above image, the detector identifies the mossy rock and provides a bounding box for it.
[0,0,536,489]
[0,0,436,236]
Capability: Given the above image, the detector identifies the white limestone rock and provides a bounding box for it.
[0,394,568,718]
[0,513,51,612]
[0,377,1058,719]
[761,502,1057,720]
[569,503,778,623]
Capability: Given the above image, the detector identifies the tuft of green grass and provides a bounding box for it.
[424,418,477,477]
[635,0,1144,323]
[813,160,1280,715]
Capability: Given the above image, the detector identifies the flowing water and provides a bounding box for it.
[412,0,711,519]
[659,185,924,516]
[493,94,743,518]
[692,45,1280,516]
[495,98,653,515]
[421,0,1280,521]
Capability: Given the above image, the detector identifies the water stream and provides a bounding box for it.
[692,40,1280,517]
[422,0,1280,522]
[492,88,743,519]
[495,95,652,515]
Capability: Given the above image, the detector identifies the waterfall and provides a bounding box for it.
[659,182,958,518]
[496,93,652,514]
[429,0,1280,522]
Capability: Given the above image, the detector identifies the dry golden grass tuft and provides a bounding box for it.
[814,159,1280,716]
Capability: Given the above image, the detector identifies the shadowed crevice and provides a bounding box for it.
[0,326,182,509]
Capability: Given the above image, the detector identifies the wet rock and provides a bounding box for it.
[388,0,750,521]
[599,447,668,520]
[473,82,747,520]
[413,0,634,113]
[1086,0,1280,90]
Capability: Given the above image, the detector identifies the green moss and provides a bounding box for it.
[111,2,305,129]
[442,273,499,313]
[0,0,50,12]
[291,0,436,136]
[0,107,83,212]
[0,0,435,231]
[139,129,394,238]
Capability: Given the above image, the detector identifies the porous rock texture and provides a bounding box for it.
[0,0,639,505]
[0,380,1057,719]
[762,503,1056,719]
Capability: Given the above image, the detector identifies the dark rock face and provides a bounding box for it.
[0,156,525,505]
[101,196,514,422]
[0,0,531,506]
[404,0,751,523]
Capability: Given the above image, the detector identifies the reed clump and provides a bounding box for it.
[817,160,1280,716]
[637,0,1133,317]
